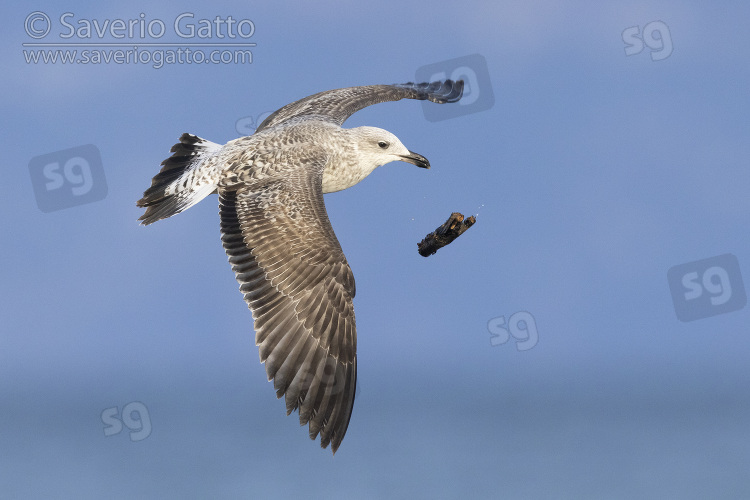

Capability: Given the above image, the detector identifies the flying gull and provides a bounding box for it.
[136,79,464,454]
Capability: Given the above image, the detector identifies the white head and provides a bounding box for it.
[350,126,430,171]
[322,126,430,193]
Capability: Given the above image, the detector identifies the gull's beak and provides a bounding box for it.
[399,150,430,169]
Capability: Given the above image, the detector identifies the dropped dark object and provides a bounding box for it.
[418,212,476,257]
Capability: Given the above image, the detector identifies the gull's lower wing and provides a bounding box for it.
[255,80,464,133]
[219,150,357,454]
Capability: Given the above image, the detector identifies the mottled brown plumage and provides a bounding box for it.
[136,80,464,453]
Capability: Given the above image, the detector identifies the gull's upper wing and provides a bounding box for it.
[255,80,464,133]
[219,149,356,454]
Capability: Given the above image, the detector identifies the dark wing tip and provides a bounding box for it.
[393,79,464,104]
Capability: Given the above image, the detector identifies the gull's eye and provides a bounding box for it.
[378,141,389,149]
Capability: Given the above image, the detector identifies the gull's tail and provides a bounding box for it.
[137,133,223,225]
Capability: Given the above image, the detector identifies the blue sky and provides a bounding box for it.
[3,1,749,498]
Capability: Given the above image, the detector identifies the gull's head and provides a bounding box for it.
[351,126,430,170]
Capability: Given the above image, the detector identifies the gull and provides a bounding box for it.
[136,79,464,453]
